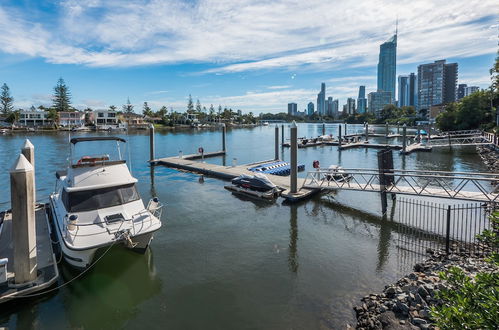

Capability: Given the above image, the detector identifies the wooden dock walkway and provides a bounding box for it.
[0,204,59,303]
[151,154,319,201]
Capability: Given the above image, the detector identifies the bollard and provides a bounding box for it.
[365,123,369,142]
[402,124,407,154]
[222,124,226,152]
[322,123,325,136]
[149,124,155,161]
[21,139,35,202]
[338,124,342,147]
[275,125,279,160]
[290,121,298,193]
[10,154,37,284]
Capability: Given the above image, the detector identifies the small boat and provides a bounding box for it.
[0,129,9,135]
[324,165,352,182]
[225,173,280,200]
[262,121,269,126]
[49,137,163,269]
[71,125,91,132]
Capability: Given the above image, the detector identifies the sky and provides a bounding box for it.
[0,0,497,114]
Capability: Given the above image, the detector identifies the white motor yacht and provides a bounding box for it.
[49,136,163,269]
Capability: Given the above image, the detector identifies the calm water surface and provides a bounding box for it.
[0,124,488,329]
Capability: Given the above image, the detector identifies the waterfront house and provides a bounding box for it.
[123,113,149,129]
[19,110,52,127]
[58,111,86,127]
[93,109,120,129]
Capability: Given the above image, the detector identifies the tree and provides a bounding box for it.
[187,94,194,113]
[52,78,72,112]
[109,105,117,111]
[143,102,153,117]
[5,110,19,124]
[1,83,14,114]
[196,99,202,113]
[122,97,134,114]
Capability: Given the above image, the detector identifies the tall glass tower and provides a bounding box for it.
[377,33,397,103]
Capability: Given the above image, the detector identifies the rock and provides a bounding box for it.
[417,286,429,298]
[412,317,427,325]
[396,301,410,315]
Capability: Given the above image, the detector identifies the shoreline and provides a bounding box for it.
[352,247,496,329]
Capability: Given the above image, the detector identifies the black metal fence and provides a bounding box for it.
[395,197,497,256]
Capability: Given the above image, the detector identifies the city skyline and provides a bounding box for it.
[0,0,496,113]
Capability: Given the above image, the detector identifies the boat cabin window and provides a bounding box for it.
[62,184,140,212]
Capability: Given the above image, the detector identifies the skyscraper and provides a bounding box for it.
[357,86,367,113]
[417,60,458,117]
[332,99,339,118]
[287,103,297,116]
[408,73,418,108]
[377,31,397,103]
[327,97,333,116]
[347,98,356,115]
[398,75,409,107]
[317,83,326,116]
[307,102,314,116]
[464,86,479,97]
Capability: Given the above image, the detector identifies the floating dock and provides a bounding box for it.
[151,154,319,202]
[0,204,59,303]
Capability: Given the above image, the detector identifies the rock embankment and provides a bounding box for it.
[477,145,499,172]
[353,249,496,330]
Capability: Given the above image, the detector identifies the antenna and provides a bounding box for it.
[395,16,398,36]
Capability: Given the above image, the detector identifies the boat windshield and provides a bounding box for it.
[62,183,140,212]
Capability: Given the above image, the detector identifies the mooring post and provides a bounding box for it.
[377,150,388,215]
[222,123,226,152]
[10,154,37,284]
[281,124,284,147]
[322,122,325,136]
[365,123,369,142]
[21,139,35,202]
[344,123,347,136]
[275,125,279,160]
[385,122,389,137]
[445,205,451,255]
[448,133,451,147]
[338,124,342,147]
[402,124,407,154]
[397,123,400,135]
[290,121,298,193]
[417,128,421,143]
[149,124,155,161]
[427,124,431,141]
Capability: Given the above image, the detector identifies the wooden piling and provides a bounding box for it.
[344,123,347,135]
[397,123,400,134]
[322,123,325,136]
[222,124,226,152]
[385,122,389,137]
[290,121,298,193]
[338,124,342,147]
[281,124,284,147]
[275,125,279,160]
[149,124,155,161]
[402,124,407,153]
[10,154,37,284]
[365,123,369,142]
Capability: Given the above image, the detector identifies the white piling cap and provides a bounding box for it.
[10,154,33,173]
[22,139,34,150]
[291,120,297,128]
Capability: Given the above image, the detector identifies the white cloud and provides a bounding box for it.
[267,85,292,90]
[0,0,495,72]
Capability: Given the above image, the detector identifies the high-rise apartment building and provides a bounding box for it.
[457,84,467,100]
[332,99,339,118]
[368,91,392,116]
[307,102,314,116]
[287,103,297,116]
[327,97,334,117]
[377,33,397,103]
[316,83,326,116]
[417,60,458,117]
[357,86,367,113]
[346,98,356,115]
[464,86,479,97]
[398,73,417,108]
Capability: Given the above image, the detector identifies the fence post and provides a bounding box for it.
[445,205,451,255]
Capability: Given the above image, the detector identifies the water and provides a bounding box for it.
[0,124,488,329]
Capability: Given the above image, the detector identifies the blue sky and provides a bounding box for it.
[0,0,497,114]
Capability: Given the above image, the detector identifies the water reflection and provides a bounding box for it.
[60,247,161,329]
[288,205,299,273]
